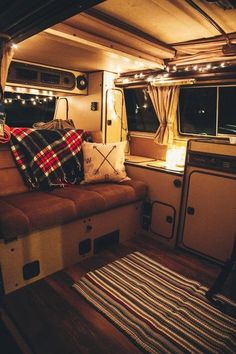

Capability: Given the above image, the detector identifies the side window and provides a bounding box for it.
[179,85,236,137]
[2,92,56,127]
[218,87,236,135]
[179,87,217,135]
[124,88,159,133]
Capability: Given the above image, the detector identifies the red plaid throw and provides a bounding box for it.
[10,128,89,189]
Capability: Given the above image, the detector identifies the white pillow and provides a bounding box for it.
[81,141,128,183]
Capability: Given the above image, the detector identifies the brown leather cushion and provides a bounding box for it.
[0,180,147,241]
[0,144,29,197]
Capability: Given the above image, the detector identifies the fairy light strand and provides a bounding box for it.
[118,60,232,85]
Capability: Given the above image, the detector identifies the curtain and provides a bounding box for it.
[172,38,236,66]
[0,43,14,102]
[148,84,180,145]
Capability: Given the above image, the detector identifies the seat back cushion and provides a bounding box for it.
[0,144,29,197]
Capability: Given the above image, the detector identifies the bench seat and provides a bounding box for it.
[0,180,147,242]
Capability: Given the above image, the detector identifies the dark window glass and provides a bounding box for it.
[124,88,159,132]
[218,87,236,135]
[3,92,56,127]
[179,87,217,135]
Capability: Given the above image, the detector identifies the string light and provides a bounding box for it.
[3,94,55,105]
[115,60,233,86]
[114,61,235,87]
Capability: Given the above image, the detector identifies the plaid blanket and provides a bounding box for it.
[10,128,89,189]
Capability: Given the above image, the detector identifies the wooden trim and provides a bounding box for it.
[4,0,105,44]
[85,8,175,56]
[45,24,164,67]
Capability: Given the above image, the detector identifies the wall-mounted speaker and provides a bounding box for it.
[76,75,88,90]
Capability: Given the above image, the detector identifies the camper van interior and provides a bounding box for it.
[0,1,236,353]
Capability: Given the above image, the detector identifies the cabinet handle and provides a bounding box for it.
[187,207,195,215]
[173,179,182,188]
[166,216,173,224]
[86,225,93,232]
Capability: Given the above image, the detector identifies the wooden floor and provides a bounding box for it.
[1,235,235,354]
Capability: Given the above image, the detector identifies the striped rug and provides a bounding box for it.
[73,252,236,354]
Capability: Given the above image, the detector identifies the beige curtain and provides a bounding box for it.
[148,84,180,145]
[172,37,236,66]
[0,43,14,101]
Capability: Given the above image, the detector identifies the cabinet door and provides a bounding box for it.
[182,171,236,262]
[150,201,176,239]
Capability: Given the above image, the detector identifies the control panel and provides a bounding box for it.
[188,151,236,173]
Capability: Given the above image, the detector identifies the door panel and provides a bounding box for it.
[151,201,175,239]
[183,171,236,262]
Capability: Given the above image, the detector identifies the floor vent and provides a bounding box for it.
[79,239,91,255]
[23,261,40,280]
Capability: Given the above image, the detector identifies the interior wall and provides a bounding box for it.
[103,71,128,143]
[54,71,128,144]
[55,72,103,132]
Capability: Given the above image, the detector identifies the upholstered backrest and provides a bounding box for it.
[0,131,103,197]
[0,144,29,196]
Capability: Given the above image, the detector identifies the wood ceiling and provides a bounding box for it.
[9,0,236,73]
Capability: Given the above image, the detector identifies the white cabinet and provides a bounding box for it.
[126,163,183,247]
[178,139,236,263]
[182,171,236,262]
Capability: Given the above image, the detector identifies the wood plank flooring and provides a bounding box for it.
[1,235,235,354]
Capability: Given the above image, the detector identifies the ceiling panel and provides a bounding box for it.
[14,32,156,72]
[94,0,236,44]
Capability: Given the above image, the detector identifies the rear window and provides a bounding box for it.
[2,92,56,127]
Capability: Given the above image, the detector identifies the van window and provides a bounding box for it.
[218,87,236,135]
[179,85,236,136]
[124,88,159,133]
[2,92,56,127]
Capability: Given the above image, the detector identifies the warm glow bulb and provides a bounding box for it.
[166,146,186,169]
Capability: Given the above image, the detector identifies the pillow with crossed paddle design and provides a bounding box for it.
[81,141,129,183]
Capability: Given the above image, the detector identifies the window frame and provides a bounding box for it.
[178,83,236,138]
